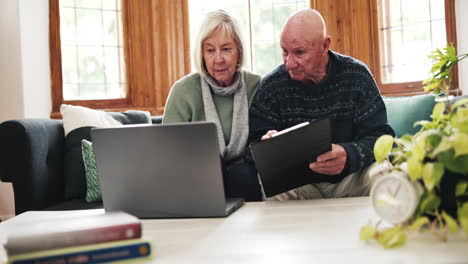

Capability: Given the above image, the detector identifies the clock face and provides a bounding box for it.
[370,171,420,224]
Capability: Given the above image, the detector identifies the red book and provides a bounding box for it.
[0,209,141,255]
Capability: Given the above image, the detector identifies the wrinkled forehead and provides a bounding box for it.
[280,27,319,49]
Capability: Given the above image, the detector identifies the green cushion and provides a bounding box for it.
[81,139,101,202]
[383,94,436,137]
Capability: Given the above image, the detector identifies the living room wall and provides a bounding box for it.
[0,0,51,123]
[456,0,468,96]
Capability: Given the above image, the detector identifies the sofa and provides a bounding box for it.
[0,109,163,215]
[0,94,459,215]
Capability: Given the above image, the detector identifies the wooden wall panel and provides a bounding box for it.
[152,0,191,113]
[123,0,156,109]
[49,0,63,115]
[312,0,374,73]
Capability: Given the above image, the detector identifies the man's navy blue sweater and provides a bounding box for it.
[249,50,395,183]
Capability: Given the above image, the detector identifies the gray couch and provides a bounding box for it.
[0,112,162,215]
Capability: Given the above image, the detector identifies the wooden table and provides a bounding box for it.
[142,197,468,264]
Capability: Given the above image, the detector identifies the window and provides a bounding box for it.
[371,0,457,95]
[377,0,447,84]
[188,0,309,76]
[49,0,190,117]
[59,0,126,100]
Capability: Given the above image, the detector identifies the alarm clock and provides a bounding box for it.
[370,170,423,224]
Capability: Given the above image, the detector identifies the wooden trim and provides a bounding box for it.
[151,0,191,114]
[309,0,317,8]
[369,0,381,86]
[49,0,63,115]
[445,0,460,95]
[379,81,424,95]
[122,0,156,109]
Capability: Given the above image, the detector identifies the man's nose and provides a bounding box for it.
[285,55,296,69]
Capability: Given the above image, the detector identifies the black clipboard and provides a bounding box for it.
[250,118,332,197]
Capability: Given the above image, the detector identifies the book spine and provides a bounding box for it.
[9,240,152,264]
[8,223,142,255]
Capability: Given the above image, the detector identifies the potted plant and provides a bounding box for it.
[360,43,468,248]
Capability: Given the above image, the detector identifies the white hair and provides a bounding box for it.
[193,9,246,77]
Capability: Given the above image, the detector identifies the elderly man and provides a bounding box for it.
[248,9,395,200]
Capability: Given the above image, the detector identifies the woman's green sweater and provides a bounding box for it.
[163,70,261,144]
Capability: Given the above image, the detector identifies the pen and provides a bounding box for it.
[272,121,310,138]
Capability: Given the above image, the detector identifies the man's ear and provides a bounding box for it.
[322,36,331,54]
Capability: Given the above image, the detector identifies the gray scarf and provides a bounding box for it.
[201,71,249,161]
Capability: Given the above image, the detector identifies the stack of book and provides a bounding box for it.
[0,209,153,264]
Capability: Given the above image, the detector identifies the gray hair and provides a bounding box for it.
[193,9,246,77]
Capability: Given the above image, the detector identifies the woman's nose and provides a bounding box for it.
[214,51,224,63]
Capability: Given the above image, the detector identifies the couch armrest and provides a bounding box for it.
[0,119,65,215]
[151,115,163,124]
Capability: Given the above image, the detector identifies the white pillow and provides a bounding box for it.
[60,104,123,136]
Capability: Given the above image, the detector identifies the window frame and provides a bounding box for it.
[49,0,191,118]
[369,0,458,96]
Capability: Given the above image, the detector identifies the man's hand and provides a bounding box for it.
[309,144,347,175]
[261,130,278,141]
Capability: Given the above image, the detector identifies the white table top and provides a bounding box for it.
[142,197,468,264]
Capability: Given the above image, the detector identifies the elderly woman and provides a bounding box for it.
[163,10,262,201]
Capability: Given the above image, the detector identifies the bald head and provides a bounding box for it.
[279,9,331,83]
[282,9,327,43]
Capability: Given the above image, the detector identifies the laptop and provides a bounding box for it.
[91,122,244,218]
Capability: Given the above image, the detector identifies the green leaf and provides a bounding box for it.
[429,137,453,158]
[376,226,407,249]
[438,150,468,174]
[422,162,444,191]
[409,216,429,232]
[417,191,441,215]
[442,211,458,233]
[432,102,446,121]
[425,130,442,148]
[407,156,423,181]
[453,133,468,157]
[374,135,394,162]
[410,133,427,161]
[451,97,468,110]
[451,107,468,133]
[458,202,468,218]
[360,224,376,240]
[413,120,434,131]
[456,182,468,196]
